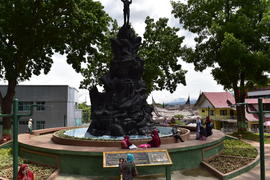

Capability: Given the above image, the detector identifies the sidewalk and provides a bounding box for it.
[232,140,270,180]
[56,167,217,180]
[55,140,268,180]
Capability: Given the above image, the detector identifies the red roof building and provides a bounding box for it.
[196,92,235,108]
[195,92,265,132]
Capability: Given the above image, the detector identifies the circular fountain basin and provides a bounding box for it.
[64,126,173,140]
[52,126,190,147]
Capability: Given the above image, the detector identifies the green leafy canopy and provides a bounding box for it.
[0,0,110,82]
[0,0,110,135]
[172,0,270,131]
[172,0,270,93]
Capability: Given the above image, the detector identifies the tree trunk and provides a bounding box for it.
[1,80,17,137]
[233,78,247,133]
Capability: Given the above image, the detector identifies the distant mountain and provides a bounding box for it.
[166,98,197,105]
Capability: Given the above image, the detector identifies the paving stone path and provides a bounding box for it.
[55,140,270,180]
[232,140,270,180]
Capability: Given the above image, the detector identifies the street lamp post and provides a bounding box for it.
[0,99,37,180]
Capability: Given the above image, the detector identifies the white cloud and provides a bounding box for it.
[1,0,224,105]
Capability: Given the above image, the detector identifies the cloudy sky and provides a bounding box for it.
[1,0,224,104]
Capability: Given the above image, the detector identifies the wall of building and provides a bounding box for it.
[67,87,82,127]
[199,108,236,120]
[197,99,213,109]
[199,107,237,130]
[0,85,81,134]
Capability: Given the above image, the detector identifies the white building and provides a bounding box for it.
[0,85,82,134]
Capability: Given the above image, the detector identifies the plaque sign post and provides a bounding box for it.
[103,149,173,180]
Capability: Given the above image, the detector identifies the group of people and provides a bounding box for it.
[119,154,138,180]
[196,116,213,140]
[121,128,161,149]
[121,126,186,150]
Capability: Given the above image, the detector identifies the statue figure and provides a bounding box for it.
[87,3,154,136]
[121,0,132,25]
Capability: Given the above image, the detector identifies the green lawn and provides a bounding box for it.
[230,131,270,144]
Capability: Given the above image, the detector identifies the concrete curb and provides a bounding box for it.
[51,128,190,147]
[0,140,12,148]
[48,169,60,180]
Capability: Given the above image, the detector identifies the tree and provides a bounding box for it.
[0,0,110,137]
[80,17,187,94]
[172,0,270,132]
[80,20,119,90]
[78,102,91,124]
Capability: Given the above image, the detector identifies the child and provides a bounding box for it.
[119,158,125,180]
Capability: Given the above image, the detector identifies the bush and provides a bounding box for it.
[173,114,184,119]
[175,120,185,126]
[0,148,13,169]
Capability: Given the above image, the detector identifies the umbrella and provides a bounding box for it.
[264,121,270,126]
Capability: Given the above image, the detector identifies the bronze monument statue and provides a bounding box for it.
[121,0,132,25]
[87,0,154,136]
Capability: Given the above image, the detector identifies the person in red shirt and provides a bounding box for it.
[121,135,132,149]
[18,164,34,180]
[148,129,161,147]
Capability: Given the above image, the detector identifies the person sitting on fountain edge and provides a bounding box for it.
[172,126,184,143]
[148,129,161,147]
[121,135,132,149]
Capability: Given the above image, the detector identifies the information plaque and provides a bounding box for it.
[103,149,172,168]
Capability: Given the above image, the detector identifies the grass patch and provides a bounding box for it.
[230,131,270,144]
[0,148,55,179]
[222,139,257,158]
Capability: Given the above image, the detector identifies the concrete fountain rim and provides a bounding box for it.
[51,126,190,147]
